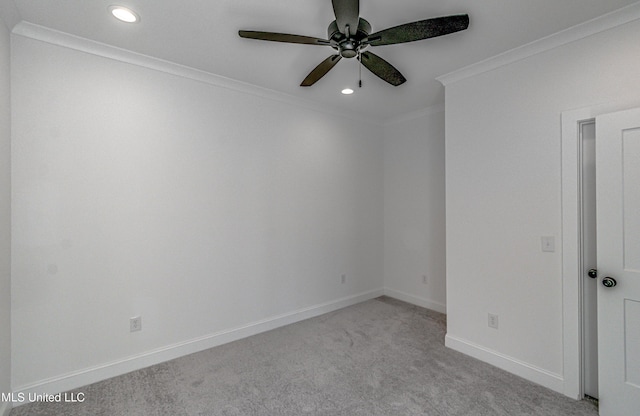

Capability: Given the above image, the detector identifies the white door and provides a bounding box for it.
[596,107,640,416]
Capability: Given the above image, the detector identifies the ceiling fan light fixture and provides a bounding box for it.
[109,5,140,23]
[341,88,354,95]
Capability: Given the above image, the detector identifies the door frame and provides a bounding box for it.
[561,99,640,399]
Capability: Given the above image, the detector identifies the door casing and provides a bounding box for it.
[579,120,598,399]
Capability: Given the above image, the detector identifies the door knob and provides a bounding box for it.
[602,277,617,288]
[588,269,598,279]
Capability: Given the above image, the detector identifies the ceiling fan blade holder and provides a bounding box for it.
[239,31,331,46]
[359,51,406,86]
[301,55,343,87]
[332,0,360,35]
[365,14,469,46]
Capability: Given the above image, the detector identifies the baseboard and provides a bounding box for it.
[0,401,11,416]
[12,289,384,405]
[445,334,564,394]
[383,288,446,314]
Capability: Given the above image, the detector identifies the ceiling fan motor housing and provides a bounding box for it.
[328,18,371,58]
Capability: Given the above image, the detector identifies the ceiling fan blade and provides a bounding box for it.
[301,55,343,87]
[332,0,359,35]
[365,14,469,46]
[239,30,331,46]
[359,51,406,86]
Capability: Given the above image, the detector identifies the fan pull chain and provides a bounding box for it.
[358,51,363,88]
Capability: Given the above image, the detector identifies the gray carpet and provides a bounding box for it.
[10,297,597,415]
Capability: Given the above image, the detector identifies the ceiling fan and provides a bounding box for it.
[238,0,469,87]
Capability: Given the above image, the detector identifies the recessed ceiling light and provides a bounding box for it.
[109,5,140,23]
[341,88,354,95]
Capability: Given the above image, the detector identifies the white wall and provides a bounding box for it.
[11,33,384,392]
[0,11,12,416]
[444,19,640,393]
[383,108,446,312]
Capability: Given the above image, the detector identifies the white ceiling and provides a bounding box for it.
[5,0,640,120]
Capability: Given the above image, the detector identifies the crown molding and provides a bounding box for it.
[437,1,640,86]
[12,21,382,125]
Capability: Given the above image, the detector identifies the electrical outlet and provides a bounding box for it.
[541,236,555,252]
[341,274,347,284]
[488,313,499,329]
[422,275,428,284]
[130,316,142,332]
